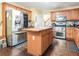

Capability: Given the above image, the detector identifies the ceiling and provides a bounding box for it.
[12,2,79,10]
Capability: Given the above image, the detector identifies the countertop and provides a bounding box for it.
[13,30,26,34]
[22,27,52,32]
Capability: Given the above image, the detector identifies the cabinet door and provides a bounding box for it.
[74,28,77,45]
[66,28,74,41]
[26,11,32,21]
[75,28,79,48]
[27,32,41,55]
[75,9,79,19]
[60,11,69,20]
[51,12,56,21]
[66,9,79,20]
[67,10,72,20]
[70,9,78,20]
[61,11,66,16]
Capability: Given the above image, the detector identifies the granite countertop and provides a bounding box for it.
[22,27,52,32]
[13,30,26,35]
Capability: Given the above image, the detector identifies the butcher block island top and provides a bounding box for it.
[23,27,53,56]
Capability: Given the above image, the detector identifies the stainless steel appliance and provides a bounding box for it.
[6,9,27,46]
[54,27,65,39]
[55,15,67,39]
[56,15,67,21]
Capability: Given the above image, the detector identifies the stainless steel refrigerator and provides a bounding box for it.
[6,9,26,46]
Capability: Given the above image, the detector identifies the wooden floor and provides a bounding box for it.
[0,39,79,56]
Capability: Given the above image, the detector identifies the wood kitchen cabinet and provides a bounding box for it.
[66,27,79,48]
[51,12,56,22]
[26,11,32,21]
[60,11,69,20]
[66,10,72,20]
[51,8,79,21]
[74,28,79,48]
[61,11,67,17]
[66,27,74,41]
[23,28,53,55]
[66,9,79,20]
[51,11,69,21]
[75,9,79,19]
[69,9,77,20]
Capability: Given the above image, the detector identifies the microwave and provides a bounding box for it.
[75,21,79,27]
[56,16,67,21]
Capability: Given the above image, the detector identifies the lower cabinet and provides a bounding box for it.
[27,28,53,55]
[66,27,79,48]
[41,29,53,54]
[74,28,79,48]
[66,27,74,41]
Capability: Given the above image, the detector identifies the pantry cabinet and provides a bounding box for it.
[66,27,74,41]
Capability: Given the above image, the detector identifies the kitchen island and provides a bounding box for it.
[23,27,53,55]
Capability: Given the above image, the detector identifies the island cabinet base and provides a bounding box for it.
[26,28,53,56]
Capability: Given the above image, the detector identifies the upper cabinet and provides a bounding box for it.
[6,3,32,21]
[51,12,56,22]
[51,8,79,21]
[26,11,32,21]
[68,9,78,20]
[65,9,79,20]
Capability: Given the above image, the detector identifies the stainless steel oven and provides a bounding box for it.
[54,15,67,39]
[54,27,65,39]
[55,21,66,26]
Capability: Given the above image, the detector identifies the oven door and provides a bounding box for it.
[54,27,66,39]
[55,27,65,32]
[55,31,65,39]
